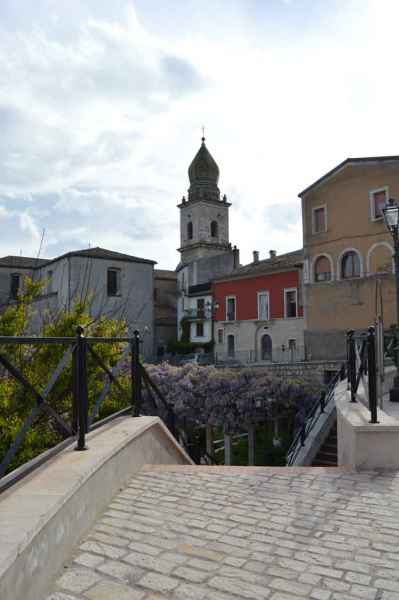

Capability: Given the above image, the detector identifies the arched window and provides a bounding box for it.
[368,243,393,274]
[210,220,218,237]
[261,334,272,361]
[341,251,360,279]
[314,256,332,282]
[187,221,193,240]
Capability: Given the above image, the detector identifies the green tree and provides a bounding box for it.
[0,277,131,474]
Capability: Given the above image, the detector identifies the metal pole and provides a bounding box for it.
[75,326,88,451]
[132,330,142,417]
[347,330,356,402]
[391,231,399,401]
[367,326,378,423]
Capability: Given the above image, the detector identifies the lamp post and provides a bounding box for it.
[206,299,220,362]
[382,198,399,401]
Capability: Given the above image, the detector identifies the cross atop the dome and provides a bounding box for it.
[201,125,205,142]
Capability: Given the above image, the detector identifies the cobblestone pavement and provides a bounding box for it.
[48,465,399,600]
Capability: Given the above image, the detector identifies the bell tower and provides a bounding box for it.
[177,136,231,265]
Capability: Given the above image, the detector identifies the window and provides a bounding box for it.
[226,296,236,321]
[10,273,20,300]
[187,221,193,240]
[196,322,204,337]
[210,220,218,237]
[217,329,223,344]
[197,298,205,319]
[341,251,360,279]
[288,339,296,350]
[370,187,388,220]
[312,206,326,234]
[257,291,269,320]
[107,268,120,296]
[153,288,160,302]
[314,256,332,282]
[284,289,297,318]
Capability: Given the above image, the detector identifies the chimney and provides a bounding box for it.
[253,250,259,263]
[233,245,240,268]
[269,250,276,259]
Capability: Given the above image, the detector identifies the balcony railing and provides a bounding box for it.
[183,308,208,320]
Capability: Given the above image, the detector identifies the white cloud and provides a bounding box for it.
[0,1,398,267]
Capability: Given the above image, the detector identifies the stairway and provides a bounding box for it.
[312,421,337,466]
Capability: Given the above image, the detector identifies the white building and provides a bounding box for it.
[0,247,156,359]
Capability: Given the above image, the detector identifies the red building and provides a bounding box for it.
[212,250,304,363]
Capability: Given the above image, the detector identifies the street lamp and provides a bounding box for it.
[382,198,399,401]
[206,299,220,361]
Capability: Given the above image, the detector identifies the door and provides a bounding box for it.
[227,334,235,358]
[261,334,272,361]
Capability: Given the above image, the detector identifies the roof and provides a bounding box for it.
[59,247,156,265]
[299,155,399,198]
[154,269,177,280]
[0,247,156,270]
[0,256,50,269]
[213,249,303,282]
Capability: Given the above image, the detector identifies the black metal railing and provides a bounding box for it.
[286,365,345,466]
[0,327,181,485]
[346,327,378,423]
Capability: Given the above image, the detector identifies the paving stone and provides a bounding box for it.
[269,577,312,597]
[56,568,102,594]
[138,572,179,593]
[209,575,271,598]
[84,580,145,599]
[80,541,127,560]
[73,552,105,569]
[173,565,209,582]
[124,551,176,574]
[96,559,144,583]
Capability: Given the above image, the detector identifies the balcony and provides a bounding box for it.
[183,308,208,320]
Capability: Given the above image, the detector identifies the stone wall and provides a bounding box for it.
[239,359,343,384]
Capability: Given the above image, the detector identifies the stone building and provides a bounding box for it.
[300,155,399,360]
[176,137,238,347]
[153,269,177,358]
[0,247,156,359]
[213,249,305,364]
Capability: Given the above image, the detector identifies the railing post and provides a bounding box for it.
[347,330,356,402]
[75,326,88,451]
[132,330,142,417]
[367,326,378,424]
[224,434,232,465]
[248,424,255,466]
[206,425,214,459]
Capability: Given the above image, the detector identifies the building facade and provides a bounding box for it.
[213,250,305,364]
[153,269,177,358]
[300,156,399,360]
[0,247,156,359]
[176,137,238,347]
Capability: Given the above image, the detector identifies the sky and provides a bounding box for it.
[0,0,399,269]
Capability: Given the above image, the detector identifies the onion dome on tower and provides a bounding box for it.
[187,136,222,203]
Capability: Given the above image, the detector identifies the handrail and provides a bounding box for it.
[0,327,182,483]
[347,327,378,423]
[286,365,345,466]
